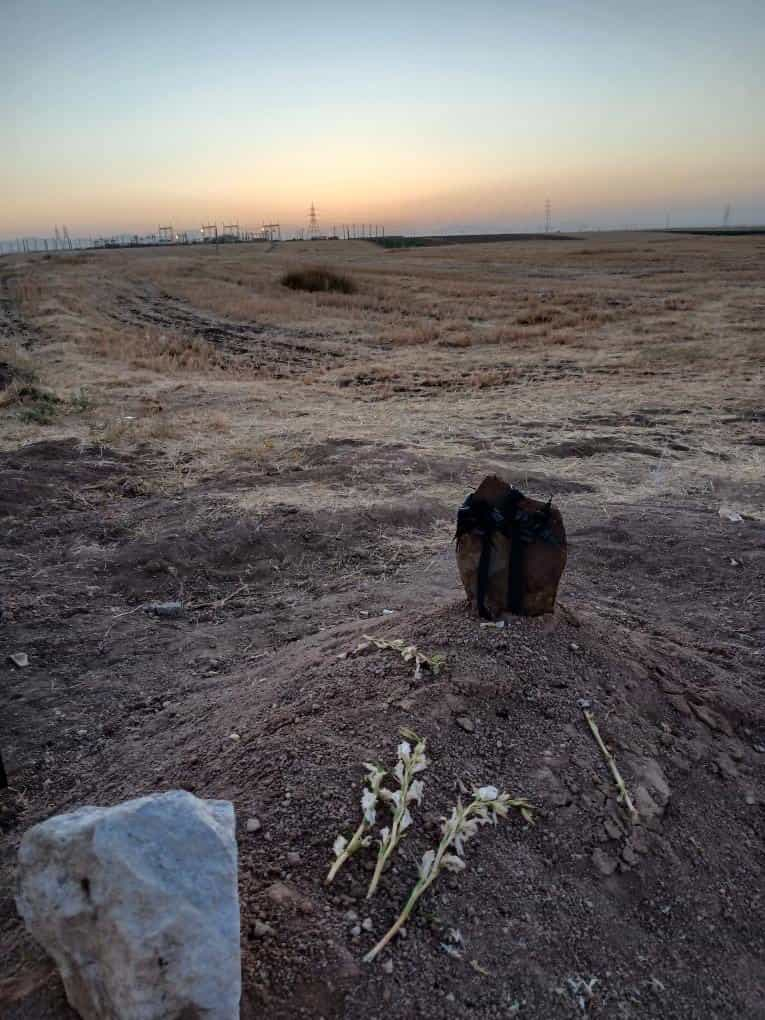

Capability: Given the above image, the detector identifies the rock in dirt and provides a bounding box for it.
[592,848,618,876]
[8,652,29,668]
[16,789,240,1020]
[266,881,314,914]
[456,715,475,733]
[146,601,185,619]
[718,506,743,523]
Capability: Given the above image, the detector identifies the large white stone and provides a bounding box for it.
[16,790,241,1020]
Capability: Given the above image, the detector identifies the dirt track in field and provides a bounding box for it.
[1,234,764,1018]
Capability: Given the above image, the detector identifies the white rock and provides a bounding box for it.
[16,789,240,1020]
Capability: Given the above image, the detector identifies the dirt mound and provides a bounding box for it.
[7,596,762,1019]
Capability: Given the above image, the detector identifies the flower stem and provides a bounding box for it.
[364,814,458,961]
[583,710,638,821]
[367,816,400,898]
[367,764,418,898]
[326,821,366,885]
[364,874,434,962]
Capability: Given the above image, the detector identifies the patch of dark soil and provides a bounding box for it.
[109,498,451,601]
[0,273,42,348]
[539,436,663,458]
[0,440,128,517]
[0,362,33,392]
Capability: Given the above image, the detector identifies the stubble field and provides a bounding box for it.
[1,233,763,1018]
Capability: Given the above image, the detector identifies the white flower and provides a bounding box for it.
[393,761,405,784]
[364,763,386,789]
[397,740,412,762]
[476,786,499,802]
[388,789,402,810]
[379,826,390,847]
[412,758,428,774]
[419,849,436,880]
[454,816,480,856]
[333,835,348,858]
[441,854,466,872]
[400,809,413,831]
[407,779,425,805]
[361,788,377,825]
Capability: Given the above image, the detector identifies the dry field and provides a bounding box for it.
[1,233,764,1018]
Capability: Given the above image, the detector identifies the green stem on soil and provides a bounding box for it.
[326,821,367,885]
[366,781,414,898]
[584,709,638,821]
[363,817,456,962]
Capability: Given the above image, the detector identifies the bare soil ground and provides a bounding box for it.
[0,233,763,1019]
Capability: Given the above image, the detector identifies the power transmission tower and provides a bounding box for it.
[308,202,319,238]
[723,204,732,227]
[222,223,240,241]
[62,226,72,249]
[158,225,173,243]
[544,199,551,233]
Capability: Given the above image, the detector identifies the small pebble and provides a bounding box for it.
[287,851,300,866]
[252,919,273,937]
[246,817,261,833]
[344,909,358,922]
[147,601,185,619]
[456,716,475,734]
[382,959,394,974]
[362,917,373,931]
[351,925,361,936]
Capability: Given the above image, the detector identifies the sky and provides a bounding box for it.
[2,0,764,238]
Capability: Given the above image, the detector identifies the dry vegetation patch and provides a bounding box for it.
[281,265,356,295]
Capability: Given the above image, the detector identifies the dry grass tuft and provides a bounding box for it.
[281,266,356,295]
[92,326,228,374]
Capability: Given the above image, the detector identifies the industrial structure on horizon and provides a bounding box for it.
[0,206,385,253]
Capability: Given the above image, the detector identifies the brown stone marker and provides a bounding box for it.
[455,474,567,619]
